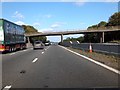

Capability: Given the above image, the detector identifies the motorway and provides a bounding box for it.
[1,44,119,89]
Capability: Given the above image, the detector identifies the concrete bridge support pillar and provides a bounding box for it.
[102,32,105,43]
[61,34,63,43]
[100,32,105,43]
[27,36,30,43]
[26,36,32,48]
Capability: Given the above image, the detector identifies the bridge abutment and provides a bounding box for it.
[26,37,33,48]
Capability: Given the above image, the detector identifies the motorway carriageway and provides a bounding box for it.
[1,44,119,89]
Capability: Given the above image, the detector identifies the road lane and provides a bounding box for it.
[7,45,119,88]
[2,46,49,88]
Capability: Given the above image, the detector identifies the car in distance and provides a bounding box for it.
[44,42,50,46]
[33,41,44,50]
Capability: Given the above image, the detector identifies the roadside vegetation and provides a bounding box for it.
[22,25,47,43]
[63,12,120,43]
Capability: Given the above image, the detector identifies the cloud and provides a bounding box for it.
[38,22,67,32]
[44,14,52,18]
[74,0,87,6]
[33,22,41,27]
[39,28,54,32]
[12,11,24,20]
[14,21,25,25]
[51,22,67,28]
[51,23,61,28]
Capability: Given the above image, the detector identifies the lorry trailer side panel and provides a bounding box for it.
[0,19,26,52]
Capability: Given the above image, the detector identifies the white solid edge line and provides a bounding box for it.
[3,85,12,90]
[32,58,38,63]
[59,45,120,75]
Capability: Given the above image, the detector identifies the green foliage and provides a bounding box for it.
[22,25,38,33]
[22,25,47,42]
[30,36,47,43]
[76,37,84,43]
[84,33,100,43]
[98,21,107,27]
[64,12,120,43]
[63,36,84,43]
[87,24,98,30]
[86,12,120,43]
[107,12,120,26]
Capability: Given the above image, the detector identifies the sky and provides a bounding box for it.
[0,0,119,42]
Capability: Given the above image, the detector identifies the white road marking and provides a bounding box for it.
[59,45,120,75]
[45,47,49,51]
[3,85,12,90]
[42,52,44,54]
[45,46,50,51]
[32,58,38,63]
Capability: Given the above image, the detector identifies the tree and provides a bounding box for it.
[22,25,47,42]
[30,36,47,43]
[22,25,38,33]
[98,21,107,27]
[86,12,120,43]
[84,33,100,43]
[76,36,84,43]
[87,25,98,30]
[107,12,120,26]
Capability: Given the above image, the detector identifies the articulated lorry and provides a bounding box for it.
[0,19,26,52]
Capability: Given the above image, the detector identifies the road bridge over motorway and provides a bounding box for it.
[25,29,120,43]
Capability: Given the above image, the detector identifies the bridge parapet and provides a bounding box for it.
[25,29,120,37]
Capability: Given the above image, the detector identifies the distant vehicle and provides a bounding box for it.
[0,19,26,52]
[33,41,44,50]
[44,42,50,46]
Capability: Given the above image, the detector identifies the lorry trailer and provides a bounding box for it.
[0,19,26,52]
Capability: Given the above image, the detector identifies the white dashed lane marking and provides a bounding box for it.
[42,52,44,54]
[32,58,38,63]
[3,85,12,90]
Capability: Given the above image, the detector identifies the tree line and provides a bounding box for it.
[22,25,47,43]
[63,12,120,43]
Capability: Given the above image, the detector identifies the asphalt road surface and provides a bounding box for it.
[1,45,119,89]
